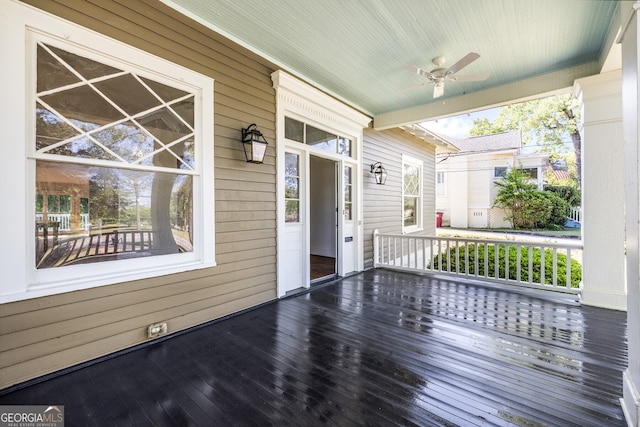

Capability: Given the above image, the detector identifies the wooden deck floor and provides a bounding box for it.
[0,269,628,426]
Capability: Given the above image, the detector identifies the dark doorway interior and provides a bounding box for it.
[310,156,337,281]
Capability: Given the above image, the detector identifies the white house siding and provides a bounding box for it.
[437,148,548,229]
[363,128,436,269]
[1,0,278,389]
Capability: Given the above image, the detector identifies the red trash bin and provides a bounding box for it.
[436,212,443,227]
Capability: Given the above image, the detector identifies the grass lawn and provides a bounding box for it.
[439,227,581,240]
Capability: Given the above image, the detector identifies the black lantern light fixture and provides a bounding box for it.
[241,123,268,164]
[370,162,388,185]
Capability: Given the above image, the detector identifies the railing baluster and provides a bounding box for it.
[516,243,521,283]
[540,246,545,286]
[528,247,533,284]
[566,247,572,289]
[552,248,558,287]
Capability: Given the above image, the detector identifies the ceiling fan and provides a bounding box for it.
[407,52,489,98]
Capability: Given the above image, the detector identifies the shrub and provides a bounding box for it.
[544,185,580,206]
[541,191,570,228]
[429,243,582,288]
[494,168,552,229]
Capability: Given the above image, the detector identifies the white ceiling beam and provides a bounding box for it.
[373,61,601,130]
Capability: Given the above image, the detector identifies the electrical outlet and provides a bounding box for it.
[147,322,168,338]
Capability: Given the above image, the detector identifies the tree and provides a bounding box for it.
[494,168,552,229]
[470,94,582,186]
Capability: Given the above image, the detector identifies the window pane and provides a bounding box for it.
[494,167,508,178]
[285,200,299,223]
[404,198,417,227]
[35,160,193,269]
[306,125,337,153]
[285,152,299,176]
[344,166,352,220]
[404,164,419,196]
[93,73,161,116]
[285,152,300,223]
[285,117,304,142]
[285,177,299,199]
[338,137,351,157]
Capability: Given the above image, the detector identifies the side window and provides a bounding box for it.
[402,155,423,233]
[344,166,353,220]
[285,152,300,222]
[494,167,508,178]
[436,172,446,196]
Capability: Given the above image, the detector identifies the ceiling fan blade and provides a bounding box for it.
[444,52,480,76]
[407,65,436,80]
[451,73,490,82]
[433,81,445,98]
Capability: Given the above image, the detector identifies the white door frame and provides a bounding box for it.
[272,71,370,297]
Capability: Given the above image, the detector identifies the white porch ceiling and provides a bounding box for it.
[162,0,621,129]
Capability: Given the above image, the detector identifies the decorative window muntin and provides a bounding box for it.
[35,43,196,172]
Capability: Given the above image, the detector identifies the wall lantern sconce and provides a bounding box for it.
[370,162,388,185]
[241,123,268,164]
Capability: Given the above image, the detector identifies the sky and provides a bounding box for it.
[421,107,500,140]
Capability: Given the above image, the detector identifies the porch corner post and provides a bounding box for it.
[621,2,640,425]
[373,229,379,267]
[573,72,626,311]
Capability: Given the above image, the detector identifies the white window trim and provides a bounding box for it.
[0,0,215,303]
[402,154,423,234]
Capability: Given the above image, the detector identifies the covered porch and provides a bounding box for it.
[0,269,627,426]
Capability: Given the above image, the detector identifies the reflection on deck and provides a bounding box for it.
[0,269,627,426]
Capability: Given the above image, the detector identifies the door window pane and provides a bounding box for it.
[344,166,352,220]
[285,152,300,222]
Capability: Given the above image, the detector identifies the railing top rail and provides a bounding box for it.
[374,232,583,250]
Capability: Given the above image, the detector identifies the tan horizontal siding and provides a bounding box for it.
[363,128,436,269]
[1,0,278,389]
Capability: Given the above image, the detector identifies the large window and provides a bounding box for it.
[34,42,199,269]
[1,4,214,301]
[402,155,423,233]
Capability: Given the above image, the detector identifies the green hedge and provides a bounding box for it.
[429,244,582,288]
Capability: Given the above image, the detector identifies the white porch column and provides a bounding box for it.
[573,71,626,310]
[621,2,640,424]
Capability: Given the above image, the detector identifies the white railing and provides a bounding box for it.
[373,230,583,294]
[35,213,71,230]
[80,213,90,230]
[35,213,90,231]
[569,206,581,223]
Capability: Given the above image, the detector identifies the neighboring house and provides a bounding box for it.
[436,131,548,229]
[0,0,443,389]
